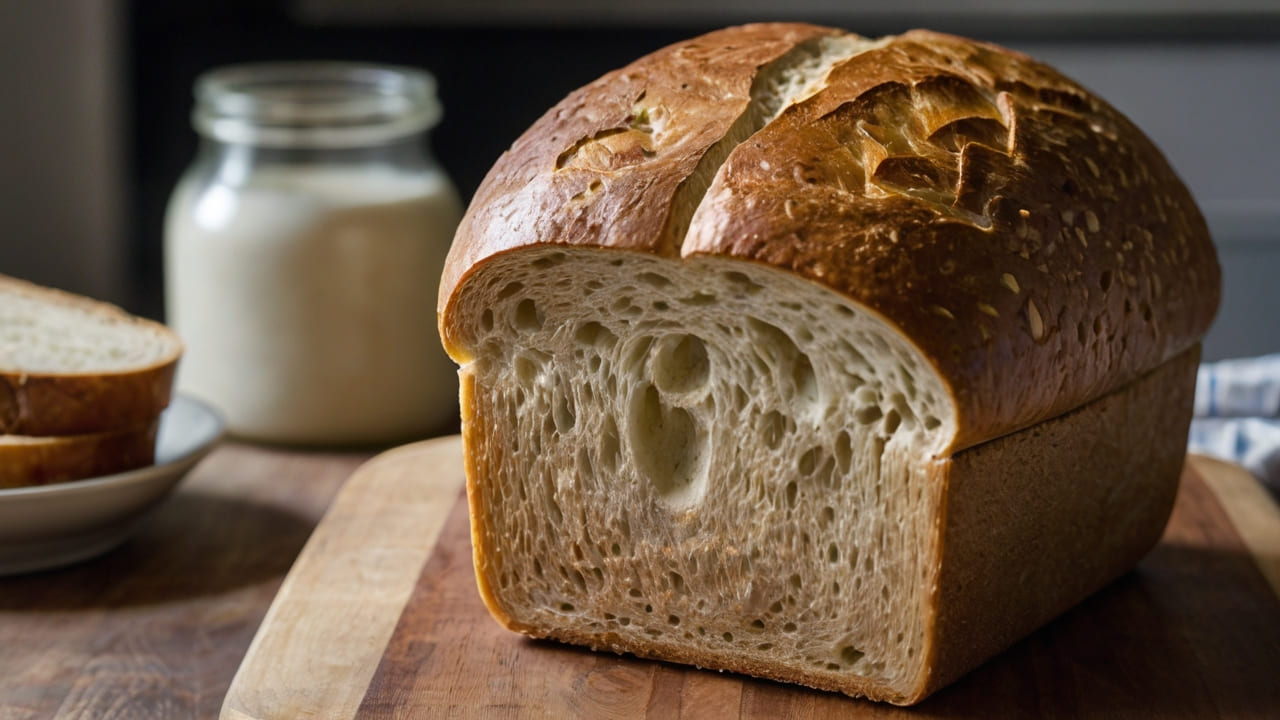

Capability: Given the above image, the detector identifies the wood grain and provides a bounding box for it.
[223,439,1280,720]
[222,437,465,720]
[0,442,369,720]
[1189,454,1280,597]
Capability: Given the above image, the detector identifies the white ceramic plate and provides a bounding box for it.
[0,395,225,575]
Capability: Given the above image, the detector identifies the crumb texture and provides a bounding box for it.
[0,279,180,373]
[455,247,951,697]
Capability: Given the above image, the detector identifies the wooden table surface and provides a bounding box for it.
[0,442,374,720]
[2,442,1277,719]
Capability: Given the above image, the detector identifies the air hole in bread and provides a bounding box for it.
[530,252,567,269]
[498,281,525,300]
[855,405,883,425]
[515,299,544,331]
[791,353,820,412]
[839,645,865,667]
[799,448,826,478]
[722,270,764,294]
[820,506,835,528]
[678,291,717,306]
[575,321,617,347]
[652,334,711,394]
[554,392,576,433]
[627,383,709,508]
[670,571,685,593]
[760,410,788,449]
[638,271,673,288]
[514,356,538,388]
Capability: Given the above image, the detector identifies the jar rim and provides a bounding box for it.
[192,62,442,148]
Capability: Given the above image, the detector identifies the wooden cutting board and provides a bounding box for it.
[221,436,1280,719]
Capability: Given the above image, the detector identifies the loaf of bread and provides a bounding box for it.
[437,25,1220,704]
[1,274,182,486]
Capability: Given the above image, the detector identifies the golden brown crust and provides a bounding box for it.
[0,274,182,436]
[915,345,1198,701]
[438,22,839,324]
[442,25,1219,452]
[687,30,1217,451]
[0,422,159,489]
[0,368,178,437]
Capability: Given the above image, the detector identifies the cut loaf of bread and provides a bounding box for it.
[0,274,183,437]
[437,25,1220,704]
[0,423,159,489]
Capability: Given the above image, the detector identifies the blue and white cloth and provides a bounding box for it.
[1189,354,1280,490]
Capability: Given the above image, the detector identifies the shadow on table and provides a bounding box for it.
[356,491,1280,720]
[0,488,315,610]
[500,549,1279,719]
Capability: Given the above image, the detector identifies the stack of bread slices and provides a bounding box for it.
[0,275,183,489]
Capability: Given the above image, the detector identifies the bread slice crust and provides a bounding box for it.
[0,275,182,436]
[0,422,159,489]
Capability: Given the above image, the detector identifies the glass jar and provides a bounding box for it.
[164,62,463,446]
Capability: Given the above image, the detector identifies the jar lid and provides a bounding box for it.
[192,62,442,148]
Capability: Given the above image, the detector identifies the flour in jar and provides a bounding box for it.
[165,165,463,445]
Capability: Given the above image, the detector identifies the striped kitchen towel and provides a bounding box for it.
[1189,353,1280,490]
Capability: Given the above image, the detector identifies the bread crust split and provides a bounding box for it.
[438,23,1220,705]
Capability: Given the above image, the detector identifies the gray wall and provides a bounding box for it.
[1014,42,1280,361]
[0,0,126,305]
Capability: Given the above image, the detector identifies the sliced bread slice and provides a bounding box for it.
[0,275,183,436]
[0,422,159,489]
